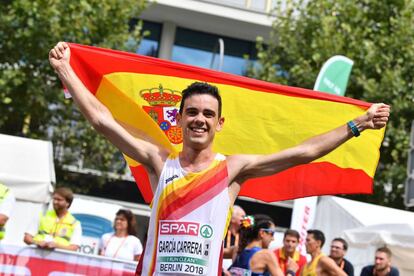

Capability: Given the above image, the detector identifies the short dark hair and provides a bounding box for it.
[332,237,348,250]
[115,209,137,236]
[179,82,222,117]
[376,246,392,258]
[307,229,325,248]
[284,229,300,241]
[53,187,74,208]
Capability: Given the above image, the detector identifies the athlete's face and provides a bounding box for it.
[177,94,224,150]
[283,235,299,255]
[305,234,320,254]
[260,224,276,249]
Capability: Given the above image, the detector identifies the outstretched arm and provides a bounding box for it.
[23,233,48,248]
[46,241,79,251]
[49,42,169,183]
[228,103,390,184]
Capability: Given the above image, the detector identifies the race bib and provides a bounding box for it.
[156,221,214,275]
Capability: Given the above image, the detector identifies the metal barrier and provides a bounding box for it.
[0,244,137,276]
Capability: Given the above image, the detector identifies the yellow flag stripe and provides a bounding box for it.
[97,73,384,177]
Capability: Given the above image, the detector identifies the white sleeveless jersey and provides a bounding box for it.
[140,153,232,276]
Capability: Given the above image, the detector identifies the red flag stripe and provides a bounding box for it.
[239,162,372,201]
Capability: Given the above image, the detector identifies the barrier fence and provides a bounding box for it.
[0,244,137,276]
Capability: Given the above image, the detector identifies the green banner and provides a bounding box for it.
[314,55,353,96]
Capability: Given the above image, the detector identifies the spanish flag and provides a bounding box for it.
[68,43,385,203]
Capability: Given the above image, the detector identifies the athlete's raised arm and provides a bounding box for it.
[49,42,169,184]
[228,103,390,189]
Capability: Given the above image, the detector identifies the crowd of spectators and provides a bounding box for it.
[221,206,400,276]
[0,183,402,275]
[1,184,143,262]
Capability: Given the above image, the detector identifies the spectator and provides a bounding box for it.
[223,205,246,265]
[24,187,82,251]
[329,237,354,276]
[229,214,284,276]
[99,209,143,261]
[274,229,307,275]
[360,247,399,276]
[302,229,346,276]
[0,183,15,241]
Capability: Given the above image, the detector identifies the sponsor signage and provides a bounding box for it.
[0,244,136,275]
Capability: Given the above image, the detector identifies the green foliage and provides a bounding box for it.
[0,0,147,192]
[251,0,414,209]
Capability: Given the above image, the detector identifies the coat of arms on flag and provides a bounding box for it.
[140,84,183,144]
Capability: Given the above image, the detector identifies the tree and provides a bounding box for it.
[250,0,414,209]
[0,0,147,192]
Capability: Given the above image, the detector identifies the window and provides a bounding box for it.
[250,0,268,11]
[172,27,257,76]
[137,21,162,57]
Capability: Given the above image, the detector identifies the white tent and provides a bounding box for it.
[344,223,414,276]
[0,134,55,245]
[0,134,54,203]
[312,196,414,275]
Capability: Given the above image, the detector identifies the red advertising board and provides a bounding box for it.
[0,244,136,275]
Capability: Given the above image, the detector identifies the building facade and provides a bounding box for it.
[137,0,274,75]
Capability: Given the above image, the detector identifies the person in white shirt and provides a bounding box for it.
[99,209,143,261]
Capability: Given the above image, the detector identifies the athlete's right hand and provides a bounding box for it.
[49,42,70,71]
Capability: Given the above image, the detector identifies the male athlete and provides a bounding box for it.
[49,42,390,276]
[302,229,346,276]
